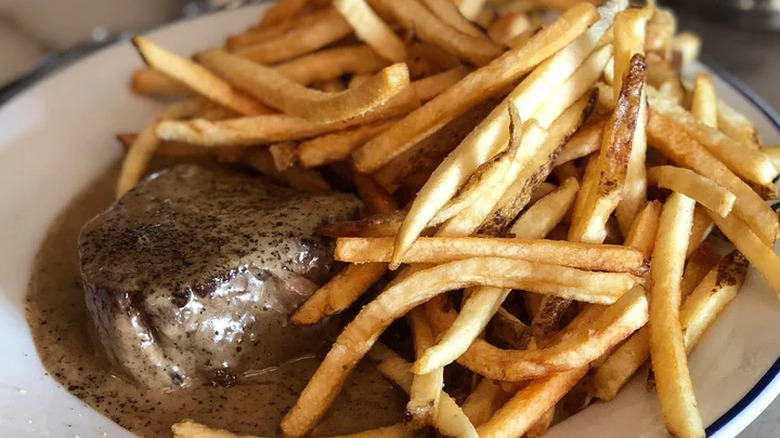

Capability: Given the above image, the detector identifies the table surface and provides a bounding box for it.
[675,12,780,437]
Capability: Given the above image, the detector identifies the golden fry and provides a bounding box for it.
[647,165,736,217]
[130,68,192,98]
[297,120,396,168]
[275,45,390,86]
[334,0,407,62]
[691,72,717,128]
[406,308,443,428]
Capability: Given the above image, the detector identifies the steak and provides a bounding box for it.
[79,164,363,389]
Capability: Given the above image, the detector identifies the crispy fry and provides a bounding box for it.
[707,209,780,295]
[281,258,637,434]
[197,49,409,124]
[352,2,601,173]
[237,9,353,64]
[691,72,717,128]
[257,0,309,29]
[509,177,579,239]
[243,149,331,192]
[275,45,390,86]
[421,0,485,38]
[411,67,469,102]
[488,13,533,46]
[132,37,269,116]
[680,243,720,298]
[367,0,503,66]
[406,308,443,428]
[461,378,511,427]
[334,0,407,62]
[297,120,396,168]
[366,344,478,438]
[268,142,297,171]
[336,237,648,275]
[647,165,736,217]
[648,193,704,438]
[172,420,412,438]
[526,407,554,438]
[130,68,192,98]
[687,204,714,256]
[116,98,211,197]
[648,88,778,191]
[554,118,605,166]
[569,54,646,243]
[623,200,662,258]
[646,109,779,245]
[670,31,700,68]
[717,99,762,149]
[227,8,335,51]
[157,86,420,146]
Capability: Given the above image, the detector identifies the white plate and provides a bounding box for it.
[0,4,778,437]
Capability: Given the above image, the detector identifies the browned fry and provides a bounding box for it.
[197,49,409,124]
[335,236,649,275]
[489,307,530,350]
[488,12,533,46]
[297,120,396,168]
[680,243,720,298]
[420,0,485,38]
[244,148,331,193]
[569,54,646,243]
[132,37,270,116]
[368,0,503,66]
[554,118,606,166]
[411,67,469,102]
[130,68,193,98]
[268,142,298,171]
[333,0,407,62]
[281,257,636,435]
[648,193,704,438]
[647,165,736,217]
[353,172,400,215]
[562,373,595,414]
[406,308,443,428]
[236,9,353,64]
[405,42,463,77]
[227,7,334,51]
[461,378,511,427]
[718,99,762,149]
[275,45,390,86]
[646,109,779,245]
[353,2,599,173]
[552,161,581,183]
[156,85,420,147]
[256,0,309,29]
[477,368,587,438]
[172,419,412,438]
[509,177,579,240]
[318,211,406,238]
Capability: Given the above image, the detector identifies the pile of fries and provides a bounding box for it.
[120,1,780,437]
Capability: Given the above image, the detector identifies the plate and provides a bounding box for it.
[0,4,778,437]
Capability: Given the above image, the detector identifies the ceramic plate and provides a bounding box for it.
[0,4,778,437]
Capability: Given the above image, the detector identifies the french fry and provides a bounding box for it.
[197,50,409,124]
[488,13,533,46]
[410,67,469,102]
[116,98,211,197]
[243,149,331,193]
[420,0,485,38]
[764,146,780,170]
[509,177,579,239]
[406,308,443,428]
[172,420,412,438]
[645,7,675,59]
[687,204,714,256]
[623,200,662,258]
[461,378,511,427]
[670,31,701,68]
[156,86,420,147]
[281,258,637,434]
[333,0,407,62]
[593,249,747,402]
[352,2,600,173]
[648,87,778,192]
[457,0,487,20]
[132,37,270,116]
[256,0,309,29]
[553,118,605,166]
[691,72,717,128]
[717,99,762,149]
[297,120,397,168]
[707,209,780,295]
[275,45,390,86]
[489,307,530,349]
[647,193,705,438]
[647,165,736,217]
[268,142,297,171]
[680,243,720,298]
[227,7,334,51]
[237,9,353,64]
[117,133,216,159]
[366,344,478,438]
[646,109,779,245]
[477,368,587,438]
[526,407,554,438]
[318,212,406,238]
[367,0,503,66]
[130,68,193,98]
[569,54,646,243]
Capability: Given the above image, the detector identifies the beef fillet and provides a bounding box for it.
[79,164,363,389]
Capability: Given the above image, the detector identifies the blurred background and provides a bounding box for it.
[0,0,776,435]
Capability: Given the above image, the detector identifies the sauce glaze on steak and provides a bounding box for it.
[79,164,363,389]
